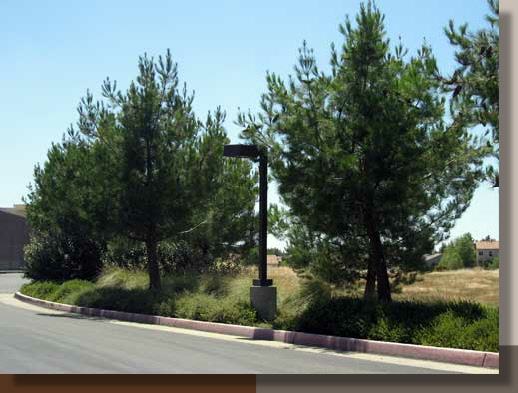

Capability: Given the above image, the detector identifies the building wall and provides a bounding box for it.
[477,248,499,264]
[0,211,29,270]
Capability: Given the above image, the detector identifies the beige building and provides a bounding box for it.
[267,254,282,268]
[476,241,499,265]
[0,204,29,270]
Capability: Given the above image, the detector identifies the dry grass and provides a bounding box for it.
[240,266,499,307]
[392,268,499,306]
[240,266,301,304]
[98,265,499,307]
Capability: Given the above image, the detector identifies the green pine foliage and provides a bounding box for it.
[442,0,499,185]
[24,50,257,288]
[238,1,488,301]
[24,135,107,282]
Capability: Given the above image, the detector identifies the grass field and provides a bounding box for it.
[246,266,499,307]
[392,268,499,307]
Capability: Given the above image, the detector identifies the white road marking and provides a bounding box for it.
[0,294,498,374]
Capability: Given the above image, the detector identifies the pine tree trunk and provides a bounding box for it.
[146,236,161,291]
[364,256,376,299]
[364,208,392,302]
[374,239,391,302]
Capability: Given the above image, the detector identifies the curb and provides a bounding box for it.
[14,291,499,369]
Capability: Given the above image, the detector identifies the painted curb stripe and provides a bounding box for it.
[14,292,499,368]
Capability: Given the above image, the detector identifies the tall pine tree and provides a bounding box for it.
[75,50,256,290]
[239,2,487,301]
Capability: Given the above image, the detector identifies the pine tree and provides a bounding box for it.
[442,0,499,186]
[238,2,487,301]
[75,50,255,290]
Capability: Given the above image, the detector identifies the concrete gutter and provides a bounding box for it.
[14,291,499,369]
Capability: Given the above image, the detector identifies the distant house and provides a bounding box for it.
[424,253,442,268]
[266,254,282,268]
[0,204,29,270]
[476,241,499,264]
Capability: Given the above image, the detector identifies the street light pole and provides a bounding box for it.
[223,144,276,320]
[254,151,272,287]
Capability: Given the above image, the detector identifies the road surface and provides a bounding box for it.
[0,273,496,374]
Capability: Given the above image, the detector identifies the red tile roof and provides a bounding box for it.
[476,241,499,250]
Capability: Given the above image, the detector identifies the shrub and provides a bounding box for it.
[208,257,244,275]
[20,280,95,304]
[437,249,464,270]
[101,237,147,271]
[46,279,95,303]
[160,273,199,296]
[101,238,210,274]
[488,256,499,270]
[199,274,230,297]
[24,232,102,282]
[74,287,157,314]
[20,281,60,299]
[415,307,498,352]
[156,297,177,317]
[286,295,498,352]
[174,293,256,325]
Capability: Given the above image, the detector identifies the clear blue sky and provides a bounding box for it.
[0,0,498,249]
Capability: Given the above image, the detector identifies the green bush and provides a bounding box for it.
[74,287,158,314]
[101,238,210,274]
[20,280,95,304]
[416,307,499,351]
[20,281,60,299]
[284,296,498,352]
[437,249,464,270]
[487,256,499,270]
[199,274,230,297]
[175,293,256,325]
[24,232,102,282]
[161,273,199,295]
[101,237,147,271]
[156,297,177,317]
[46,279,95,303]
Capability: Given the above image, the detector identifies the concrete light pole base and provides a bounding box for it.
[250,286,277,321]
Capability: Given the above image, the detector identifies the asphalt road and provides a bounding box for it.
[0,271,29,293]
[0,273,494,374]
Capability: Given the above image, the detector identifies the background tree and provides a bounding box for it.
[437,233,477,270]
[25,51,258,287]
[182,111,259,266]
[455,233,477,268]
[442,0,499,186]
[238,1,487,302]
[438,247,464,270]
[74,50,256,290]
[24,132,108,281]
